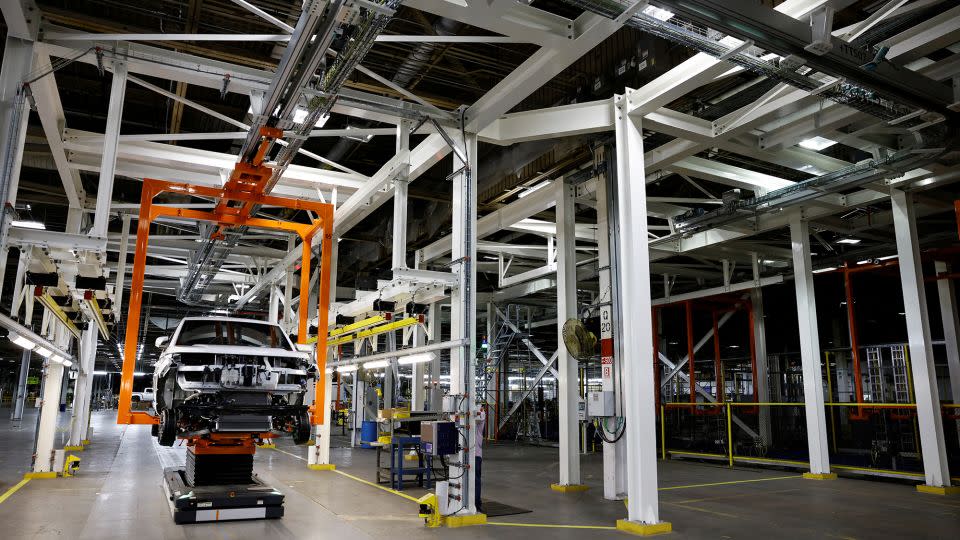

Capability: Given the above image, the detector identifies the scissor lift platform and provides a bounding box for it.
[162,467,284,524]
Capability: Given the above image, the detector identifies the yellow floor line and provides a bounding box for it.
[332,469,421,503]
[671,488,802,505]
[659,474,802,491]
[662,501,739,519]
[487,522,617,530]
[0,478,30,504]
[267,445,421,503]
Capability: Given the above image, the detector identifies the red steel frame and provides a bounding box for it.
[116,178,334,428]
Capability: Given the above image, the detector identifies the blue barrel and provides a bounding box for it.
[360,420,377,449]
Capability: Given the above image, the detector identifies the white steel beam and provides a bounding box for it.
[614,95,665,530]
[0,35,35,303]
[230,0,295,33]
[464,9,625,131]
[42,32,533,44]
[63,129,363,191]
[789,215,831,477]
[40,33,271,95]
[669,156,794,195]
[555,178,581,488]
[892,190,950,487]
[405,0,573,47]
[29,51,85,209]
[91,56,127,238]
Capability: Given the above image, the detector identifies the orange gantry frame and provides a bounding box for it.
[116,177,334,428]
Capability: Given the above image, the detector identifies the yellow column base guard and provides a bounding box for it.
[916,484,960,495]
[550,483,589,493]
[23,472,58,479]
[616,519,672,536]
[442,513,487,528]
[64,445,84,451]
[308,464,336,471]
[258,443,277,449]
[81,440,90,445]
[802,473,837,480]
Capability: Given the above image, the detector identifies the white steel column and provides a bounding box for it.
[283,236,296,332]
[934,261,960,439]
[308,371,335,468]
[751,285,772,445]
[311,237,338,467]
[34,326,69,473]
[892,189,950,488]
[114,214,131,313]
[428,302,441,411]
[91,58,128,237]
[0,36,35,302]
[412,322,427,411]
[597,147,627,500]
[392,121,410,272]
[614,94,667,532]
[68,323,97,447]
[446,130,479,516]
[789,215,832,477]
[555,177,582,489]
[11,250,34,422]
[268,286,280,324]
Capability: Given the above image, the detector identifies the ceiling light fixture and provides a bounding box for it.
[336,364,358,373]
[10,220,46,230]
[813,267,836,273]
[642,5,674,21]
[362,359,390,370]
[9,332,36,350]
[836,238,861,245]
[517,180,550,199]
[798,136,838,151]
[398,352,435,365]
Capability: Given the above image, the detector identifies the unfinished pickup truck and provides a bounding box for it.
[151,317,314,446]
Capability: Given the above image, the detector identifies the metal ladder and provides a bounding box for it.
[478,305,521,405]
[865,347,884,403]
[890,345,911,404]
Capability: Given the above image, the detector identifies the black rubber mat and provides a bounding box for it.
[481,501,532,517]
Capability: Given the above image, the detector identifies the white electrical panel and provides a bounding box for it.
[587,391,615,417]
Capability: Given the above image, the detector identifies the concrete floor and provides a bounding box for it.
[1,409,958,539]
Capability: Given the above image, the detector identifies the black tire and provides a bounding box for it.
[293,412,311,445]
[151,423,159,437]
[158,409,177,446]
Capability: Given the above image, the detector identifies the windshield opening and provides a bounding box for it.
[174,320,292,350]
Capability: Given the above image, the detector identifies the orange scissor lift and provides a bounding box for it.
[115,128,334,523]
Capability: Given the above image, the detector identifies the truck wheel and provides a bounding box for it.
[293,412,311,445]
[158,409,177,446]
[151,423,159,437]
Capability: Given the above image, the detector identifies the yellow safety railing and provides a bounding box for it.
[659,400,960,482]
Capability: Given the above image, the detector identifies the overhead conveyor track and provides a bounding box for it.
[179,0,402,305]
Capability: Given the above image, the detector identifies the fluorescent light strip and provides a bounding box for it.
[362,359,390,370]
[398,352,434,365]
[9,220,45,230]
